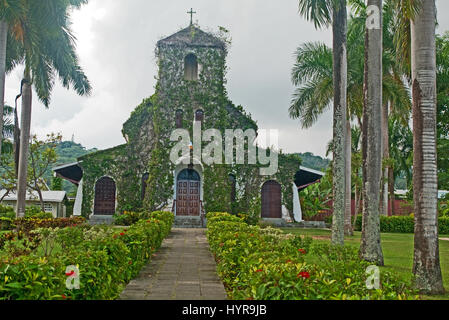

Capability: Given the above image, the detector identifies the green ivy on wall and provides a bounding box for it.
[78,26,301,220]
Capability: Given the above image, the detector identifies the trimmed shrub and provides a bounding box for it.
[0,212,174,300]
[354,215,449,234]
[0,205,15,219]
[207,212,417,300]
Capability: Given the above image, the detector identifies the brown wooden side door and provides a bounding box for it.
[261,180,282,218]
[94,177,116,215]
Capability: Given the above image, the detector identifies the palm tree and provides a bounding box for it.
[358,0,384,265]
[290,12,410,234]
[410,0,444,294]
[0,0,25,156]
[6,0,91,217]
[297,0,348,245]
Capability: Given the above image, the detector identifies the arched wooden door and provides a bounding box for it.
[176,169,201,216]
[94,177,116,215]
[261,180,282,218]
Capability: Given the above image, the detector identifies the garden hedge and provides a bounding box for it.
[0,211,174,300]
[354,215,449,234]
[207,212,416,300]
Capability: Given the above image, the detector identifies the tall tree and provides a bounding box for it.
[296,0,348,245]
[359,0,384,265]
[8,0,91,217]
[0,0,25,156]
[410,0,444,294]
[290,11,410,234]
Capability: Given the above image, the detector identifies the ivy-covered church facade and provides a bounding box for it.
[54,24,318,224]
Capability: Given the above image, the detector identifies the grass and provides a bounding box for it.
[282,228,449,300]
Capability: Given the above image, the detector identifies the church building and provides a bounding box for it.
[53,22,322,226]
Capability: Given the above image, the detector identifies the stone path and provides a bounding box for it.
[119,228,228,300]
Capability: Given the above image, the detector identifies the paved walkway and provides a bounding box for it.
[119,228,228,300]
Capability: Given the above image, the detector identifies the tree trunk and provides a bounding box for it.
[360,0,384,265]
[331,0,348,246]
[37,188,45,212]
[380,102,389,216]
[411,0,444,294]
[0,20,7,156]
[345,119,353,236]
[16,69,32,218]
[389,168,395,216]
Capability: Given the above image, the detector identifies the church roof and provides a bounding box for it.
[157,25,225,49]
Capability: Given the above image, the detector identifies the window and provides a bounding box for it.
[176,109,183,128]
[43,203,53,213]
[229,175,236,203]
[184,53,198,81]
[195,109,204,122]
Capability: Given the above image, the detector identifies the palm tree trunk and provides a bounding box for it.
[16,68,32,218]
[0,20,8,156]
[411,0,444,294]
[345,119,353,236]
[389,169,395,216]
[331,0,348,246]
[360,0,384,265]
[381,102,389,216]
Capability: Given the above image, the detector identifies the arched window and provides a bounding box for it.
[141,173,149,201]
[229,174,236,203]
[195,109,204,123]
[94,177,116,215]
[184,53,198,81]
[176,109,183,128]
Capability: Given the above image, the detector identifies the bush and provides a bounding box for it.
[0,212,175,300]
[0,205,15,219]
[14,217,86,235]
[114,210,174,229]
[207,212,416,300]
[0,217,14,231]
[354,215,449,234]
[113,211,141,226]
[24,206,50,218]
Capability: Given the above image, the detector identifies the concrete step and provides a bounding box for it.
[89,215,115,226]
[173,216,205,228]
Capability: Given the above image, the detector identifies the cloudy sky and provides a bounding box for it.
[4,0,449,158]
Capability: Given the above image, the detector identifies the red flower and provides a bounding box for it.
[286,259,292,264]
[113,235,118,239]
[120,233,125,236]
[298,249,307,254]
[124,229,128,232]
[255,269,263,273]
[65,271,75,277]
[128,261,132,265]
[62,294,67,300]
[297,271,310,279]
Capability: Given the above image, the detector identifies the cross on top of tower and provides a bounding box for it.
[187,8,196,25]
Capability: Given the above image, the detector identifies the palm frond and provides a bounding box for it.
[298,0,333,29]
[292,42,333,86]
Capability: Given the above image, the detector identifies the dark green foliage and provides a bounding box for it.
[207,212,416,300]
[50,176,63,191]
[295,152,330,171]
[436,33,449,190]
[0,211,174,300]
[354,215,449,235]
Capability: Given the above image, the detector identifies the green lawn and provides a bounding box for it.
[282,228,449,300]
